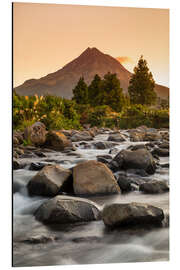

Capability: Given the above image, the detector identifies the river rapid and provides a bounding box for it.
[13,131,169,267]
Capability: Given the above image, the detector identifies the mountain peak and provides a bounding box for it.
[81,47,103,57]
[14,47,169,100]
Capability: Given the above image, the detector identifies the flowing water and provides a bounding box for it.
[13,132,169,267]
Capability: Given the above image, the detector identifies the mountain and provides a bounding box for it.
[14,47,169,100]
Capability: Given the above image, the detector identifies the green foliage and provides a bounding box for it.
[100,73,125,112]
[128,55,157,105]
[73,73,125,112]
[72,77,88,104]
[13,93,82,131]
[88,74,102,106]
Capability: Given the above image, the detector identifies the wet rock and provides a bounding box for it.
[102,202,164,228]
[139,180,169,194]
[151,147,169,157]
[127,144,147,151]
[71,131,93,142]
[108,148,119,155]
[97,155,112,165]
[117,175,132,192]
[14,148,24,156]
[93,141,117,149]
[143,132,162,141]
[27,165,73,196]
[24,122,47,146]
[107,133,126,142]
[29,162,46,171]
[157,142,169,149]
[160,163,169,168]
[34,151,47,158]
[13,131,24,145]
[35,195,101,224]
[44,131,73,151]
[129,131,144,142]
[21,234,59,244]
[73,160,121,195]
[21,152,37,158]
[13,159,21,170]
[111,149,156,174]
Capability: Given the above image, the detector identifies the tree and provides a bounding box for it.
[88,74,102,106]
[100,72,124,112]
[128,55,157,105]
[72,77,88,104]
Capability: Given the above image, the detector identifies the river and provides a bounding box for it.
[13,131,169,267]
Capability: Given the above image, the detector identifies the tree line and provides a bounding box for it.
[72,55,161,110]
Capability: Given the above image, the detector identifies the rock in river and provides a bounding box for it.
[35,195,101,224]
[27,165,73,196]
[139,180,169,194]
[73,160,121,195]
[107,133,126,142]
[71,131,93,142]
[102,202,164,228]
[111,148,156,174]
[45,131,73,151]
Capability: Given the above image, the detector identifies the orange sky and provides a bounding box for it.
[13,3,169,88]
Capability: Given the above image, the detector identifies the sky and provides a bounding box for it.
[13,2,169,88]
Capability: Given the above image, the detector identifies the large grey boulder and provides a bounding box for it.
[112,148,156,174]
[102,202,164,227]
[139,180,169,194]
[27,165,72,196]
[45,131,73,151]
[35,195,101,224]
[24,122,47,146]
[73,160,121,195]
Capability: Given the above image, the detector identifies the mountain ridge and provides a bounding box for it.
[14,47,169,100]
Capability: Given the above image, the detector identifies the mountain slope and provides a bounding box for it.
[14,47,169,100]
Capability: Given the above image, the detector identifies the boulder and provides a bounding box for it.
[129,132,145,142]
[96,155,112,165]
[71,131,93,142]
[112,149,156,174]
[143,132,162,141]
[45,131,73,151]
[73,160,121,195]
[27,165,73,196]
[158,142,169,149]
[151,147,169,157]
[139,180,169,194]
[13,131,24,145]
[24,122,47,146]
[102,202,164,227]
[13,159,21,170]
[35,195,101,224]
[93,141,117,149]
[29,162,46,171]
[117,175,132,192]
[107,133,126,142]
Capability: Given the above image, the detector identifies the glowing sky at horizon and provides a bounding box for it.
[13,3,169,88]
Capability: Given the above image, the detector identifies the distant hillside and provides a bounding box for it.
[14,47,169,100]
